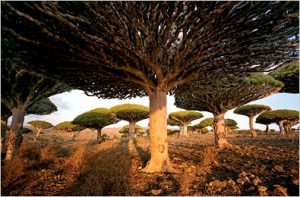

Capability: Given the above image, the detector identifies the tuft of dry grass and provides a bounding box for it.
[72,141,132,196]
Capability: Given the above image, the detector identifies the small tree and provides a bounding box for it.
[119,124,143,137]
[225,119,238,134]
[72,108,119,143]
[255,115,275,134]
[175,73,283,147]
[234,104,271,137]
[256,110,299,134]
[54,121,85,140]
[169,111,203,137]
[270,60,299,94]
[27,120,53,141]
[110,104,148,139]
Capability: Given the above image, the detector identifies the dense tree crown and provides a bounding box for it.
[256,110,299,124]
[234,104,272,117]
[54,121,84,132]
[196,118,214,129]
[269,60,299,93]
[25,98,57,115]
[169,111,203,125]
[27,120,53,129]
[225,119,238,127]
[110,104,149,122]
[2,2,298,98]
[72,108,119,129]
[1,62,69,111]
[175,73,283,115]
[167,118,181,126]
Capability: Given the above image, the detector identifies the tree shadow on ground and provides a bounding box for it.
[61,139,132,195]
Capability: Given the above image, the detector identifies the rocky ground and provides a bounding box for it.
[1,132,299,196]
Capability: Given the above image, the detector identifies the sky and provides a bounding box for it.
[17,89,299,131]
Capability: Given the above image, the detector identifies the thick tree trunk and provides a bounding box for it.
[249,116,257,137]
[5,106,25,160]
[213,113,231,148]
[182,124,188,137]
[278,120,285,135]
[179,125,183,135]
[96,128,103,143]
[129,122,136,138]
[33,128,42,141]
[141,88,173,173]
[265,125,269,134]
[1,119,8,154]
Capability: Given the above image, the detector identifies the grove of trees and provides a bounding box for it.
[2,1,298,172]
[175,73,283,148]
[54,121,85,140]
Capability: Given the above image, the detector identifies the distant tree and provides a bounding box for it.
[73,108,119,143]
[1,61,69,160]
[2,1,297,173]
[111,104,148,139]
[225,119,238,133]
[269,60,299,93]
[175,73,283,147]
[119,124,144,137]
[54,121,85,140]
[255,114,275,134]
[169,111,203,137]
[234,104,271,137]
[256,110,299,134]
[196,118,214,129]
[27,120,53,141]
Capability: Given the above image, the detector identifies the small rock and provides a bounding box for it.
[273,165,284,172]
[240,171,248,177]
[209,180,226,188]
[227,179,236,187]
[151,189,162,195]
[253,177,261,185]
[258,186,268,196]
[138,166,143,170]
[273,185,288,196]
[236,178,245,185]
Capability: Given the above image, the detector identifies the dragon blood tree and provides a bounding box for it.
[167,118,181,132]
[256,110,299,134]
[73,108,119,143]
[168,111,203,137]
[2,2,298,172]
[119,124,144,137]
[54,121,85,140]
[234,104,271,137]
[270,60,299,94]
[225,119,239,133]
[27,120,54,141]
[110,104,149,139]
[255,114,275,134]
[1,60,69,160]
[175,73,283,148]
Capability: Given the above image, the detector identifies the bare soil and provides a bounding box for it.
[1,131,299,196]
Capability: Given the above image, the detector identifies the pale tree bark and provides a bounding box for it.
[182,124,188,137]
[179,125,183,135]
[1,119,8,154]
[213,113,232,149]
[278,120,285,135]
[249,116,257,138]
[5,106,25,160]
[129,122,136,139]
[141,88,174,173]
[96,127,103,143]
[33,128,42,141]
